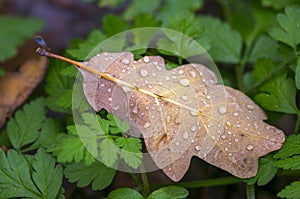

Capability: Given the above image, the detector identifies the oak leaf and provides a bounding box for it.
[38,50,285,181]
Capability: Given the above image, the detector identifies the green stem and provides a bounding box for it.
[149,176,241,190]
[129,172,142,187]
[246,184,255,199]
[140,164,150,197]
[245,55,298,95]
[294,112,300,134]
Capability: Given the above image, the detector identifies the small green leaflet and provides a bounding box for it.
[108,188,144,199]
[268,5,300,50]
[0,149,63,199]
[199,16,242,63]
[7,98,46,150]
[277,181,300,199]
[0,16,43,62]
[274,135,300,159]
[124,0,160,20]
[64,161,116,190]
[253,58,297,114]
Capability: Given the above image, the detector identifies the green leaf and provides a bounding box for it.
[7,98,46,150]
[100,138,119,167]
[156,0,203,22]
[66,30,106,60]
[0,68,5,76]
[276,155,300,170]
[45,59,74,113]
[124,0,160,20]
[262,0,300,10]
[245,156,278,186]
[31,149,63,199]
[117,137,142,168]
[53,125,95,165]
[253,58,297,113]
[277,181,300,199]
[98,0,123,8]
[268,6,300,50]
[147,186,189,199]
[64,161,116,190]
[56,89,73,109]
[274,135,300,159]
[248,35,278,62]
[0,149,63,199]
[295,57,300,89]
[199,16,242,63]
[107,188,144,199]
[0,16,43,62]
[103,15,129,37]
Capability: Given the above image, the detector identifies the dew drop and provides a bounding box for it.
[183,132,189,139]
[221,135,226,139]
[233,112,239,116]
[140,69,149,77]
[190,110,198,116]
[228,153,232,156]
[175,141,179,146]
[246,144,254,151]
[225,147,228,151]
[189,71,196,78]
[211,135,216,140]
[121,58,130,65]
[226,121,231,126]
[132,106,138,114]
[108,97,112,102]
[143,56,150,63]
[195,146,201,151]
[181,95,188,101]
[121,69,126,73]
[178,69,184,75]
[206,95,211,99]
[190,125,197,132]
[144,122,151,128]
[107,88,112,93]
[227,131,232,135]
[179,78,190,86]
[247,104,254,110]
[165,76,170,81]
[234,138,239,143]
[218,106,227,114]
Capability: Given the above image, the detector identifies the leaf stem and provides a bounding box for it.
[245,55,298,95]
[140,164,150,197]
[294,112,300,134]
[246,184,256,199]
[149,176,241,190]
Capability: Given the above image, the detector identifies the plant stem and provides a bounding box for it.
[294,112,300,134]
[149,176,241,190]
[246,184,255,199]
[140,164,150,197]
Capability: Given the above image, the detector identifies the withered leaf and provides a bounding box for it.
[38,50,285,182]
[0,57,47,128]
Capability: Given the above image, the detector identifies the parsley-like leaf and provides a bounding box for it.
[277,181,300,199]
[147,186,189,199]
[268,5,300,50]
[0,16,43,62]
[7,98,46,150]
[116,137,142,168]
[199,16,242,63]
[276,156,300,170]
[107,188,144,199]
[248,35,278,62]
[100,138,119,167]
[0,149,63,199]
[64,161,116,190]
[123,0,160,20]
[274,135,300,159]
[253,58,297,114]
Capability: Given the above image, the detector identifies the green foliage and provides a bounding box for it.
[64,161,116,190]
[277,181,300,199]
[0,148,63,199]
[0,68,5,76]
[7,98,46,150]
[108,188,144,199]
[0,16,43,62]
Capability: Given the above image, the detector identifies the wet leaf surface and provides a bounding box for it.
[77,52,285,181]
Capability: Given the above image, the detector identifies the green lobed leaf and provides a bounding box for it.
[0,149,63,199]
[248,35,278,62]
[103,15,129,37]
[199,16,242,63]
[100,138,119,167]
[0,16,43,62]
[253,58,297,114]
[7,98,46,150]
[268,5,300,50]
[274,135,300,159]
[147,186,189,199]
[116,137,142,168]
[276,155,300,170]
[277,181,300,199]
[295,57,300,89]
[31,149,63,199]
[245,156,278,186]
[124,0,160,20]
[107,188,144,199]
[64,161,116,190]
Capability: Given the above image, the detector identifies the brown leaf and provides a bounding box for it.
[38,50,285,181]
[0,57,47,128]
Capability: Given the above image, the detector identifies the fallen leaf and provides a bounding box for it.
[37,50,285,181]
[0,57,47,128]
